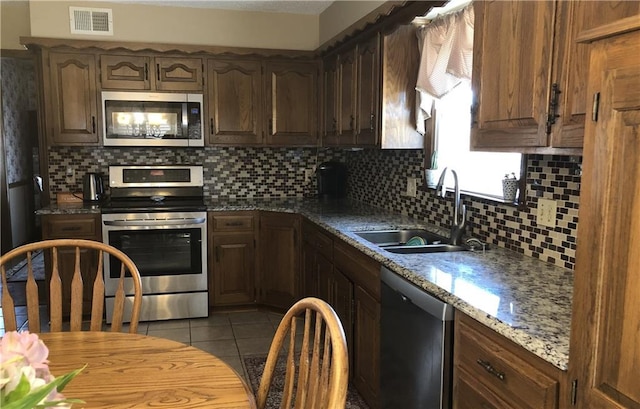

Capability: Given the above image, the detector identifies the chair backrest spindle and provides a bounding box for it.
[0,239,142,334]
[256,298,348,409]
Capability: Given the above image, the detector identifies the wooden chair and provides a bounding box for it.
[1,239,142,333]
[256,297,349,409]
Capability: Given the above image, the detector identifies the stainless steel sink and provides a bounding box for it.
[383,244,468,254]
[354,229,468,254]
[354,229,447,246]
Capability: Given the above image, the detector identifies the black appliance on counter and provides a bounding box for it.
[317,161,347,198]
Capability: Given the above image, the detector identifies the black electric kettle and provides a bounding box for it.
[82,172,104,202]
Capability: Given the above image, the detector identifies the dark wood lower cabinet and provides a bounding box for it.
[41,214,102,317]
[258,212,300,310]
[210,233,255,306]
[209,212,257,307]
[353,285,380,407]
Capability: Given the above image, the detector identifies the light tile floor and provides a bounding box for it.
[135,309,285,383]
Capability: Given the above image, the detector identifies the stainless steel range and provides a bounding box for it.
[101,165,208,322]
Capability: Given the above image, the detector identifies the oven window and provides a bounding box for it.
[108,228,202,278]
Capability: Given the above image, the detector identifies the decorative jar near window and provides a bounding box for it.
[502,173,519,202]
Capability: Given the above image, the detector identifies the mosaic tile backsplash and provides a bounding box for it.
[345,149,581,270]
[48,146,580,270]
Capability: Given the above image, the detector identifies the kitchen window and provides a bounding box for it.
[429,82,523,201]
[416,2,523,203]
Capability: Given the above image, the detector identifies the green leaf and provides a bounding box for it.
[4,374,32,403]
[2,366,86,409]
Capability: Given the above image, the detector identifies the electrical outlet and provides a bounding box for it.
[537,198,557,227]
[65,166,75,185]
[406,178,417,198]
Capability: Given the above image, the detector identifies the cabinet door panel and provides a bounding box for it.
[48,53,99,145]
[208,60,262,145]
[356,35,380,146]
[571,28,640,408]
[471,1,554,148]
[211,233,255,306]
[259,213,300,309]
[154,57,203,91]
[265,61,318,146]
[322,57,339,146]
[339,50,357,145]
[551,1,640,147]
[354,285,380,407]
[331,268,354,364]
[100,55,151,90]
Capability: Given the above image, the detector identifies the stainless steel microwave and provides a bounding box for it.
[101,91,204,147]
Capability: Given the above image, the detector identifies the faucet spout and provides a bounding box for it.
[434,168,467,245]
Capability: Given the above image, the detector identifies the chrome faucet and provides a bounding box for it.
[435,167,467,245]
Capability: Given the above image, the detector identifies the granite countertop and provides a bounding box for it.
[37,197,573,370]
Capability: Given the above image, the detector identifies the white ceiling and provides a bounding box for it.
[116,0,334,15]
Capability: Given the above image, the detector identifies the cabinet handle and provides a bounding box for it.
[332,118,337,131]
[592,92,600,122]
[225,221,243,227]
[91,116,96,134]
[61,226,82,232]
[476,359,505,381]
[350,115,355,131]
[210,118,215,135]
[370,113,375,131]
[545,82,561,134]
[144,63,148,80]
[156,64,160,81]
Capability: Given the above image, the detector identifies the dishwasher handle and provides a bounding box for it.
[381,266,454,321]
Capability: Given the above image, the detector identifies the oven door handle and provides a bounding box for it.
[103,218,206,226]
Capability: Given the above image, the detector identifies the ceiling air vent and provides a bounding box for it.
[69,7,113,36]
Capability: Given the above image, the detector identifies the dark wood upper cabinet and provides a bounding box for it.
[550,1,640,148]
[356,34,380,146]
[471,0,640,152]
[264,61,318,147]
[207,59,263,145]
[322,57,339,145]
[46,52,100,145]
[338,49,357,145]
[100,54,203,91]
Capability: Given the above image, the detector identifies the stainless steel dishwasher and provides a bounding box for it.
[381,266,454,409]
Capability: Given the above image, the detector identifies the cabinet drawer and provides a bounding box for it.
[455,316,559,409]
[333,240,379,299]
[212,214,255,232]
[42,215,100,239]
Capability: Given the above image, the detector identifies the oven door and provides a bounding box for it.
[101,212,207,296]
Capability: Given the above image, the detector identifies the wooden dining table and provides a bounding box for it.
[40,331,257,408]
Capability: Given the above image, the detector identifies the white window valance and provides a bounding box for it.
[416,3,474,99]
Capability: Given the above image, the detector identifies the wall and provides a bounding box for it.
[319,1,386,46]
[0,1,31,50]
[346,149,581,271]
[27,1,319,50]
[1,57,38,246]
